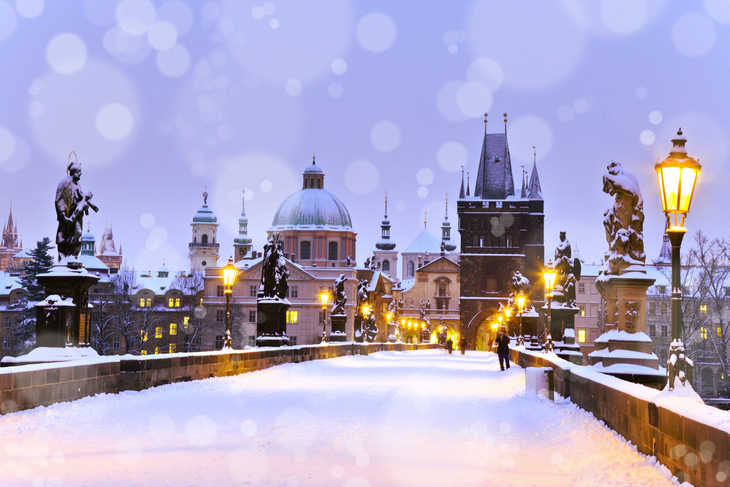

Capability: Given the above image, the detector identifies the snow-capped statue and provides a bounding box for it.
[602,161,646,275]
[260,232,288,300]
[363,311,378,342]
[509,271,532,311]
[55,154,99,260]
[356,279,369,314]
[552,231,581,308]
[331,273,347,315]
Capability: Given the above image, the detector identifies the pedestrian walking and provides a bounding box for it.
[495,329,510,371]
[459,336,467,355]
[446,337,453,354]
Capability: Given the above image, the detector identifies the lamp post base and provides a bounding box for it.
[666,339,694,391]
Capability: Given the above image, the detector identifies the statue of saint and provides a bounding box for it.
[602,161,646,275]
[509,271,532,311]
[356,279,369,315]
[332,273,347,315]
[553,231,581,307]
[55,159,98,260]
[260,232,288,300]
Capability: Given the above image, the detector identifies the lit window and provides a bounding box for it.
[155,327,162,338]
[287,310,298,323]
[700,304,707,315]
[170,323,177,335]
[718,327,723,338]
[168,297,180,307]
[577,329,586,343]
[140,331,148,342]
[183,316,189,325]
[701,327,708,340]
[169,343,176,353]
[141,350,147,355]
[139,297,152,307]
[578,305,586,317]
[578,283,585,294]
[155,347,160,354]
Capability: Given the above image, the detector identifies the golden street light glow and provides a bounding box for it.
[543,262,557,297]
[222,259,237,287]
[516,294,525,311]
[655,129,701,232]
[319,289,329,307]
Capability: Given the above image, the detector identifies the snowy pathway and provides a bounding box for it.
[0,350,681,487]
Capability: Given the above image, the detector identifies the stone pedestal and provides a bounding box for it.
[36,260,99,348]
[256,299,290,347]
[547,306,581,363]
[329,313,347,342]
[387,321,397,343]
[589,273,664,386]
[521,313,541,351]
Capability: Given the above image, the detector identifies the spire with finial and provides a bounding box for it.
[234,188,253,260]
[441,193,456,251]
[527,146,543,200]
[424,211,427,229]
[520,165,527,198]
[484,112,488,134]
[376,190,396,250]
[474,112,514,199]
[466,172,470,196]
[459,166,466,199]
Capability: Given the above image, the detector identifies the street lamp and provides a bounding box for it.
[221,257,238,350]
[516,294,526,347]
[543,262,557,353]
[319,288,329,343]
[655,128,701,391]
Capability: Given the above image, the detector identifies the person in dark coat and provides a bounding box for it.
[495,329,510,371]
[446,337,453,354]
[458,336,467,355]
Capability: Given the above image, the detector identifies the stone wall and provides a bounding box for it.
[510,347,730,487]
[0,342,438,415]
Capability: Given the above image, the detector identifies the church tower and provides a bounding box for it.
[373,192,398,278]
[97,223,123,271]
[0,203,21,271]
[189,190,220,271]
[233,189,253,262]
[457,113,545,347]
[441,194,457,252]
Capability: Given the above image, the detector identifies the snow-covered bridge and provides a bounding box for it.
[0,350,680,486]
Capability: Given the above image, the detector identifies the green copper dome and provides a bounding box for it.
[270,188,352,229]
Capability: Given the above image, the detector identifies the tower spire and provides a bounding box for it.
[527,150,543,200]
[234,187,253,261]
[376,190,396,251]
[459,166,466,199]
[520,165,527,198]
[441,193,456,252]
[466,172,470,196]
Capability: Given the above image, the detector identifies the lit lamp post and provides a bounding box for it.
[221,258,238,350]
[516,294,526,347]
[504,307,512,339]
[543,262,557,353]
[319,288,329,343]
[655,128,701,391]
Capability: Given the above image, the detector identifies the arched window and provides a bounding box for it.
[382,260,390,272]
[202,234,208,244]
[317,179,321,188]
[407,261,415,277]
[328,241,338,260]
[304,179,308,188]
[310,178,315,188]
[300,241,311,260]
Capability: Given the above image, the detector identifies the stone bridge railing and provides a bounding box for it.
[0,342,440,415]
[510,347,730,487]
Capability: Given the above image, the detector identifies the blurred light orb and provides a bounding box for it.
[285,79,302,96]
[557,105,574,122]
[240,419,257,437]
[469,0,585,90]
[251,6,264,19]
[550,451,565,465]
[344,159,379,195]
[649,110,662,124]
[673,12,716,57]
[573,98,589,114]
[260,180,273,192]
[457,82,493,118]
[16,0,43,18]
[355,453,370,466]
[116,0,156,36]
[508,115,553,162]
[499,421,511,433]
[140,213,155,229]
[104,26,152,64]
[157,0,193,36]
[157,44,190,77]
[46,33,87,74]
[270,18,279,29]
[0,135,29,173]
[331,59,347,75]
[447,44,458,54]
[639,129,655,145]
[328,83,343,98]
[466,58,503,92]
[148,21,178,50]
[704,0,730,23]
[96,103,134,140]
[416,168,434,186]
[436,81,468,122]
[417,187,428,198]
[636,86,648,98]
[437,141,468,172]
[357,12,396,52]
[370,121,401,152]
[0,1,17,41]
[601,0,647,34]
[0,127,16,162]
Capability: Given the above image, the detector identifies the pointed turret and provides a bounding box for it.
[441,194,456,252]
[466,172,470,197]
[459,167,466,199]
[655,233,672,265]
[375,192,396,250]
[527,149,543,200]
[233,189,253,261]
[520,166,527,199]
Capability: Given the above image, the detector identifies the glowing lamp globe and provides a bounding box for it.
[222,258,237,287]
[319,289,329,307]
[516,294,526,311]
[543,263,557,296]
[655,129,701,232]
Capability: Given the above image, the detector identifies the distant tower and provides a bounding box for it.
[189,190,220,271]
[441,194,457,252]
[0,203,21,271]
[97,223,123,271]
[374,192,398,278]
[233,189,253,262]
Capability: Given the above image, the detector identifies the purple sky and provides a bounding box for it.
[0,0,728,271]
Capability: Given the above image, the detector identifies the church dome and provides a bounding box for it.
[193,191,217,223]
[270,159,352,230]
[271,188,352,229]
